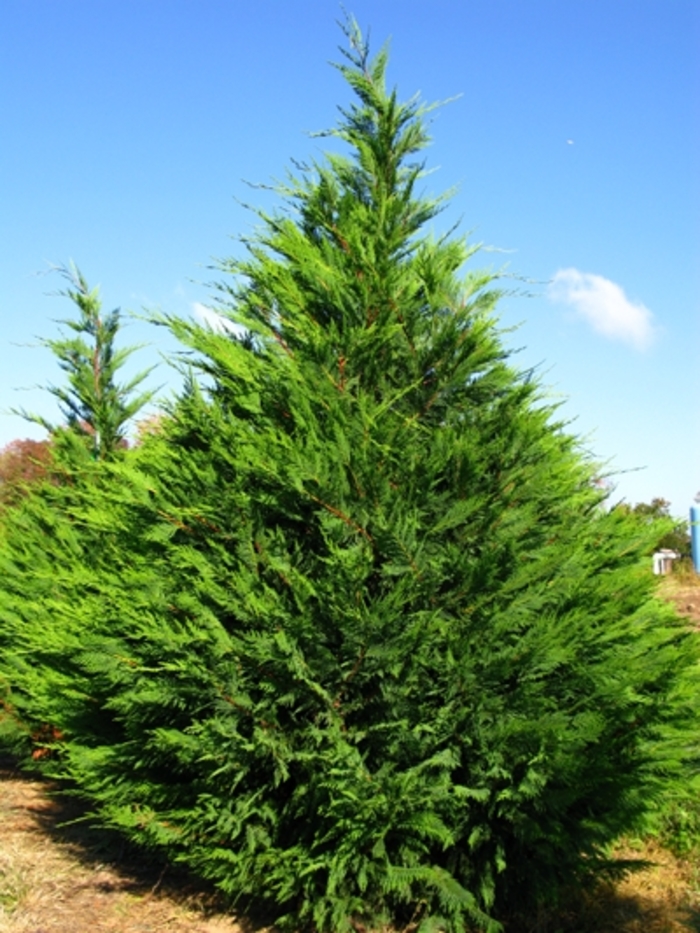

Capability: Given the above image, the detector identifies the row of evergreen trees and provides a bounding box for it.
[1,23,698,932]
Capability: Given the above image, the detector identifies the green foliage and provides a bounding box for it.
[617,497,691,559]
[655,786,700,859]
[13,263,156,460]
[1,20,699,933]
[651,754,700,858]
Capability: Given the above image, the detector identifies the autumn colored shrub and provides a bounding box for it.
[0,438,54,510]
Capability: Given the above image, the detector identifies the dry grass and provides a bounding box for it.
[658,570,700,628]
[0,756,260,933]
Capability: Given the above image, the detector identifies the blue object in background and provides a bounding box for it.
[691,507,700,573]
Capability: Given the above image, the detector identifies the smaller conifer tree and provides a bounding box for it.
[1,264,157,755]
[15,262,156,460]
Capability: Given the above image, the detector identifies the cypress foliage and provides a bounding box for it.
[13,262,156,460]
[1,22,698,932]
[0,264,155,749]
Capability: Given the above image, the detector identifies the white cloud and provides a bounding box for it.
[548,268,656,350]
[192,302,246,337]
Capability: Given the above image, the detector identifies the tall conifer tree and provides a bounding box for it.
[1,22,698,933]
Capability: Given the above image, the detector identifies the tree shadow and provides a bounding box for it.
[0,752,276,932]
[503,878,700,933]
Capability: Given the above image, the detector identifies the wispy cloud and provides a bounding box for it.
[548,268,656,350]
[192,302,245,337]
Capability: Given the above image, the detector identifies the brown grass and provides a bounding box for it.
[658,569,700,628]
[0,756,259,933]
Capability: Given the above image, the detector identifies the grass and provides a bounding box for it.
[658,566,700,628]
[0,855,27,914]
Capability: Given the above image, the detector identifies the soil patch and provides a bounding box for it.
[0,756,260,933]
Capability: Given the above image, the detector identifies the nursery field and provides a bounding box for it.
[1,574,700,933]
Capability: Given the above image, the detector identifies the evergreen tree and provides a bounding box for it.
[1,264,156,750]
[617,497,692,559]
[1,22,698,933]
[15,262,156,460]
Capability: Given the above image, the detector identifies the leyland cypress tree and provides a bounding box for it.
[14,262,156,460]
[1,22,698,933]
[0,265,156,750]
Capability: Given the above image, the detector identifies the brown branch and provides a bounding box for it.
[307,493,373,543]
[219,691,276,732]
[157,510,194,534]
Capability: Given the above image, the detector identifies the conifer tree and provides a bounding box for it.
[15,262,156,460]
[1,22,698,933]
[1,265,156,749]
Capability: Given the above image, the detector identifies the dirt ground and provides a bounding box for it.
[0,756,253,933]
[2,573,700,933]
[659,573,700,628]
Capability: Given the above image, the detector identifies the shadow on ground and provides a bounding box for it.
[0,751,274,933]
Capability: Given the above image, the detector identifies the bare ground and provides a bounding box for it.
[659,573,700,629]
[1,573,700,933]
[0,758,259,933]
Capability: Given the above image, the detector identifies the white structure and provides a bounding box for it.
[652,549,680,575]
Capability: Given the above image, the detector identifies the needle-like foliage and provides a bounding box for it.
[1,20,698,933]
[15,262,156,460]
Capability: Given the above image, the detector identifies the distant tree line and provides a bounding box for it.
[615,498,691,560]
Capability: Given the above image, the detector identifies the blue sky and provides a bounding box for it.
[1,0,698,515]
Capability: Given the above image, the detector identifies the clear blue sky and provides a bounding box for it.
[1,0,698,515]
